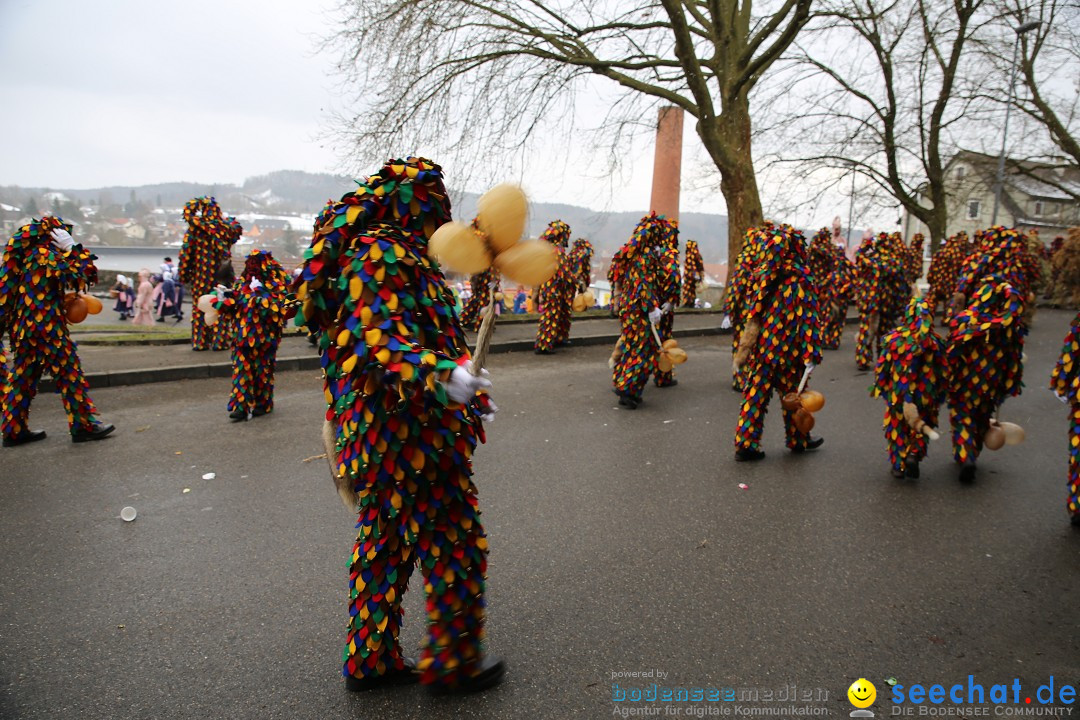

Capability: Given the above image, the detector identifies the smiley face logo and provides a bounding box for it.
[848,678,876,708]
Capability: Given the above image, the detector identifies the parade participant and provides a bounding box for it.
[926,231,971,318]
[178,197,239,350]
[808,228,838,339]
[681,238,704,308]
[459,264,499,332]
[652,221,680,388]
[723,225,768,391]
[854,232,910,370]
[607,244,627,316]
[569,237,594,295]
[611,213,674,408]
[946,275,1027,483]
[1049,303,1080,526]
[111,274,134,320]
[903,233,925,285]
[951,226,1040,310]
[1,217,113,446]
[294,156,503,693]
[210,249,294,421]
[132,269,156,326]
[822,241,856,350]
[870,297,946,479]
[732,223,824,461]
[533,220,573,354]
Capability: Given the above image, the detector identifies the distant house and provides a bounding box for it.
[903,150,1080,242]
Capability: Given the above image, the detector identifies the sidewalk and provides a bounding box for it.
[53,311,737,390]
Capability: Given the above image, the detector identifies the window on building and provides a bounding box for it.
[1034,201,1044,216]
[956,165,966,180]
[967,200,980,219]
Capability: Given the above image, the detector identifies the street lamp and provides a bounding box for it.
[991,19,1042,226]
[845,160,857,253]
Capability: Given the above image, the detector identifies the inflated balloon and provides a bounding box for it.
[65,295,88,324]
[658,354,673,373]
[799,389,825,412]
[429,222,493,275]
[84,294,103,314]
[998,421,1025,445]
[494,240,558,286]
[666,347,688,365]
[526,298,536,313]
[203,307,220,326]
[984,423,1006,451]
[197,294,217,314]
[794,408,815,434]
[582,290,595,307]
[573,294,588,312]
[494,292,505,302]
[476,184,528,253]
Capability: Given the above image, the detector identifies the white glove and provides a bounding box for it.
[480,400,499,423]
[445,363,492,405]
[50,228,75,252]
[648,307,662,325]
[1055,390,1069,405]
[249,277,263,291]
[661,301,673,315]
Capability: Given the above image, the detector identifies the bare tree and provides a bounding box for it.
[980,0,1080,202]
[763,0,996,250]
[324,0,813,260]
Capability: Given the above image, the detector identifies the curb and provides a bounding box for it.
[41,314,861,391]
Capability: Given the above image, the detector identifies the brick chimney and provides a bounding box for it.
[649,106,684,221]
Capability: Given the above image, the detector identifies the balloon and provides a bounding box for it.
[429,221,493,275]
[65,295,88,323]
[84,294,103,314]
[800,390,826,413]
[476,184,528,253]
[582,290,595,306]
[494,292,505,302]
[666,347,688,365]
[494,240,558,286]
[197,294,217,314]
[998,421,1025,446]
[984,423,1006,451]
[204,307,220,326]
[794,408,815,434]
[573,294,587,312]
[658,354,673,373]
[526,298,535,313]
[662,339,679,350]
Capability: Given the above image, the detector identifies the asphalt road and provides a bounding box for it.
[2,310,1079,720]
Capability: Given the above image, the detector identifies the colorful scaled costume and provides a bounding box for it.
[903,233,925,285]
[926,231,972,318]
[0,217,111,443]
[294,157,499,691]
[178,197,240,350]
[870,297,946,478]
[723,226,769,391]
[946,278,1026,476]
[732,223,823,459]
[212,250,294,420]
[681,239,704,308]
[822,242,856,350]
[611,213,676,407]
[459,265,499,332]
[569,238,594,294]
[607,245,627,316]
[854,233,910,370]
[533,220,574,353]
[1049,311,1080,525]
[652,221,681,388]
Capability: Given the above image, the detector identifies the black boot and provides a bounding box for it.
[345,657,419,692]
[428,656,506,695]
[71,423,115,443]
[228,408,249,422]
[735,447,765,462]
[791,437,824,453]
[3,429,47,447]
[905,457,920,479]
[958,459,976,484]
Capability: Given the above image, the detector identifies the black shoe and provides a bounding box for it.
[735,447,765,462]
[71,423,115,443]
[890,467,905,479]
[251,407,270,417]
[3,429,47,447]
[229,409,249,421]
[656,379,678,388]
[618,395,638,410]
[905,457,920,479]
[345,657,419,692]
[1071,514,1080,528]
[534,348,554,355]
[792,436,824,453]
[157,317,166,322]
[428,656,506,696]
[958,459,976,484]
[856,364,871,371]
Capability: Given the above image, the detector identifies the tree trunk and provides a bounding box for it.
[698,101,763,266]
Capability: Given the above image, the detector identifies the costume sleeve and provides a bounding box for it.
[51,244,98,291]
[1051,313,1080,404]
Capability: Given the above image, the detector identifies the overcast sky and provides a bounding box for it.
[0,0,697,213]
